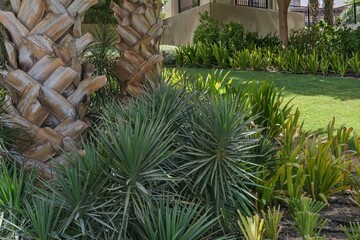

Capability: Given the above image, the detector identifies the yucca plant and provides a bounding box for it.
[178,94,260,229]
[0,157,33,235]
[342,222,360,240]
[0,0,106,175]
[136,199,219,240]
[261,206,283,240]
[22,195,65,240]
[93,92,183,237]
[39,145,114,238]
[237,211,264,240]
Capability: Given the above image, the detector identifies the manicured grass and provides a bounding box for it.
[178,68,360,133]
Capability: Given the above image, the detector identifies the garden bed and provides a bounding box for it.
[279,194,360,239]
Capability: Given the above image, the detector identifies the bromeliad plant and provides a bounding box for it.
[290,197,327,240]
[246,80,293,139]
[237,211,264,240]
[261,206,283,240]
[303,137,351,202]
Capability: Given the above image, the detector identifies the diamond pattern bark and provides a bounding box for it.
[0,0,107,176]
[111,0,164,96]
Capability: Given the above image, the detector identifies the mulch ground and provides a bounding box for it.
[279,193,360,239]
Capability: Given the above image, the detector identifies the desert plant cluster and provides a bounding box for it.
[0,1,360,240]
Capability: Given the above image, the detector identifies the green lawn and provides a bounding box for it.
[179,68,360,134]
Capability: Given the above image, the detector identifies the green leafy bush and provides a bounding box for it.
[219,21,246,51]
[160,45,178,66]
[193,12,221,45]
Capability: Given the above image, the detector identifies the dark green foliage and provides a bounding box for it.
[219,21,246,51]
[136,199,219,240]
[84,0,115,23]
[193,11,221,45]
[246,80,293,139]
[289,22,360,57]
[160,45,177,66]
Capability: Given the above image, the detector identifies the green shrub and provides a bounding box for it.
[193,12,221,45]
[160,45,178,66]
[83,0,115,24]
[219,21,246,51]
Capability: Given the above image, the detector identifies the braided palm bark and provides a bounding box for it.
[111,0,164,96]
[0,0,107,176]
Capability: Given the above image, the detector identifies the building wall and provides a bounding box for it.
[161,3,305,46]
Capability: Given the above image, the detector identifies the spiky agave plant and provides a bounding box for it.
[0,0,107,176]
[111,0,164,96]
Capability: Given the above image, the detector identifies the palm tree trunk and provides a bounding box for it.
[310,0,319,25]
[111,0,164,97]
[324,0,334,25]
[278,0,291,47]
[0,0,107,177]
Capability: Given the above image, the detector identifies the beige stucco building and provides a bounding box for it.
[161,0,305,45]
